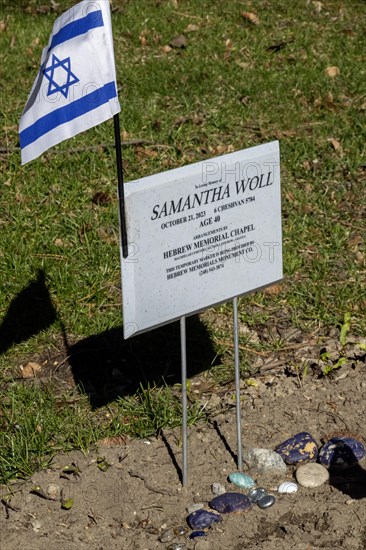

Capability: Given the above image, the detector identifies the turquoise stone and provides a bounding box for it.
[228,472,255,489]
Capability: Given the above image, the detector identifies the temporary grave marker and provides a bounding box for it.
[121,140,282,336]
[121,140,282,484]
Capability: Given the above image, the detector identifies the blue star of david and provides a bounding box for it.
[43,54,79,99]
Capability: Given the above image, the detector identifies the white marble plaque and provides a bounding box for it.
[121,141,282,338]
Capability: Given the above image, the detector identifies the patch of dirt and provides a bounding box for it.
[1,336,365,550]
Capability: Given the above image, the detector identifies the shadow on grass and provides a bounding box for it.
[0,270,57,354]
[64,315,219,408]
[0,269,219,408]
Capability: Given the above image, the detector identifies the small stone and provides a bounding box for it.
[318,436,365,470]
[275,432,318,465]
[209,492,252,514]
[159,528,175,543]
[211,482,226,495]
[243,448,287,473]
[248,487,267,502]
[228,472,255,489]
[277,482,298,494]
[31,519,42,533]
[173,526,188,536]
[295,463,330,488]
[257,494,276,509]
[167,544,186,550]
[187,509,221,530]
[169,34,188,49]
[46,484,61,501]
[189,531,207,539]
[186,502,205,514]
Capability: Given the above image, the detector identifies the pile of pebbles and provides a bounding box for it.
[157,432,365,548]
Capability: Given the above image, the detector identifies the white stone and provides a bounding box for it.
[46,483,61,500]
[277,481,298,494]
[295,463,330,488]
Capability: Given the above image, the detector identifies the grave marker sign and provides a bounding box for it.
[121,140,282,338]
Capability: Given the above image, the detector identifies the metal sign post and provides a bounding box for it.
[180,316,188,486]
[233,296,243,471]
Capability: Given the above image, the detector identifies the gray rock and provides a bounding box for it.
[159,529,175,543]
[243,448,287,473]
[211,482,226,495]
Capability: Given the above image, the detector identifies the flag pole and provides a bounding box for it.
[113,113,128,259]
[233,297,243,471]
[180,316,188,486]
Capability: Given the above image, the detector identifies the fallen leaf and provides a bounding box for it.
[92,191,112,206]
[171,0,178,8]
[209,144,235,155]
[312,1,323,14]
[348,234,363,247]
[139,34,147,47]
[263,284,282,295]
[98,435,127,447]
[327,138,342,151]
[37,5,52,14]
[355,251,365,266]
[236,61,251,70]
[161,45,172,53]
[97,227,118,245]
[173,113,205,127]
[54,238,65,247]
[62,464,81,477]
[97,456,110,472]
[61,498,74,510]
[241,11,260,25]
[325,66,340,78]
[0,20,7,32]
[20,362,42,378]
[169,34,187,49]
[184,24,199,33]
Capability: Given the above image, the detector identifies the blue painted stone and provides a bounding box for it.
[209,492,252,514]
[228,471,255,489]
[318,437,365,469]
[187,509,221,530]
[275,432,318,465]
[189,531,207,539]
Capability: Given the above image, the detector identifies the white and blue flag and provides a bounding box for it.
[19,0,120,164]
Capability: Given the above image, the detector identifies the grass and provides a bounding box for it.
[0,0,365,484]
[0,382,203,485]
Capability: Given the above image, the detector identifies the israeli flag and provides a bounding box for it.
[19,0,120,165]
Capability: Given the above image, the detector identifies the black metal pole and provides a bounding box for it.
[113,113,128,258]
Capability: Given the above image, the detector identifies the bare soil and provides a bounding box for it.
[1,327,365,550]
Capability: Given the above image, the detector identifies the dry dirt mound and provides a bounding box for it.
[1,359,365,550]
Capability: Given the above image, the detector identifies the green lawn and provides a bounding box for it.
[0,0,365,484]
